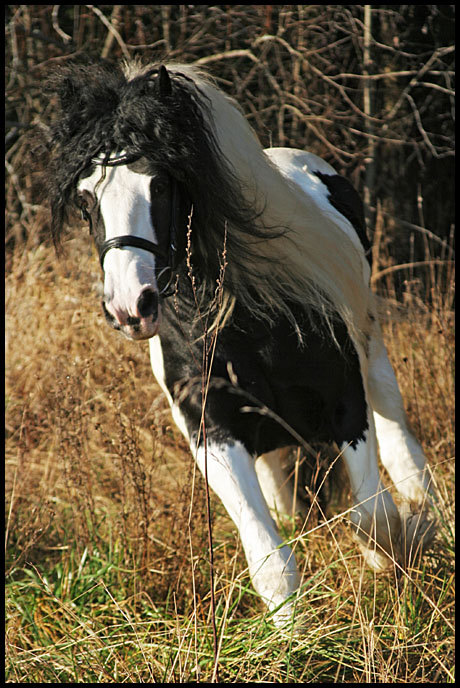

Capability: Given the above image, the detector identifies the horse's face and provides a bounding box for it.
[77,157,185,340]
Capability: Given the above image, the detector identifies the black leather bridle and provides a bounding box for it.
[92,152,179,297]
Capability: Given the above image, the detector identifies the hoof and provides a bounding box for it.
[348,494,402,569]
[400,508,436,566]
[352,533,394,571]
[267,599,296,628]
[268,599,307,637]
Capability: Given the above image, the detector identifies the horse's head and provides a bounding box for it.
[77,154,188,340]
[47,61,264,340]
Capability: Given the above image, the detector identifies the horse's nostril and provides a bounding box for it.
[137,288,159,319]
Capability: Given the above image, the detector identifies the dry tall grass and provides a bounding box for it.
[6,218,454,682]
[5,6,454,681]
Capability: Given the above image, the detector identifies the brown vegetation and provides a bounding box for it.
[6,5,454,683]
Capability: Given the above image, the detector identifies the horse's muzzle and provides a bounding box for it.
[102,288,161,340]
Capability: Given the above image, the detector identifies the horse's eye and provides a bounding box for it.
[151,179,169,196]
[77,191,93,221]
[79,202,90,221]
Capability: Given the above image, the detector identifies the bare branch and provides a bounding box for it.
[371,259,454,284]
[52,5,72,44]
[86,5,130,61]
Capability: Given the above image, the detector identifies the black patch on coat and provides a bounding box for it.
[158,270,369,458]
[314,172,372,266]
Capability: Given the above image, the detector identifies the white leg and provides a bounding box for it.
[341,410,402,570]
[149,338,299,623]
[255,448,297,518]
[367,333,435,559]
[368,334,432,503]
[193,439,300,625]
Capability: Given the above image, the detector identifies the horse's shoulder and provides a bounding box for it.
[264,147,371,262]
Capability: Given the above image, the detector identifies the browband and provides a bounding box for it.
[91,151,140,167]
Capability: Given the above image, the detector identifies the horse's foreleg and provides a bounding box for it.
[149,336,299,622]
[193,438,300,625]
[367,334,436,561]
[341,409,402,570]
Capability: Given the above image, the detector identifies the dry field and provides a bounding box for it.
[6,224,454,682]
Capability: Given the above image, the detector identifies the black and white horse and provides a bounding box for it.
[46,61,435,625]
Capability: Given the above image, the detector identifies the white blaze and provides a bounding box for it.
[78,165,159,325]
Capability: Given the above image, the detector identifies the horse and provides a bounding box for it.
[45,60,435,626]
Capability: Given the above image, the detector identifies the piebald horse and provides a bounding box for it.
[46,61,435,625]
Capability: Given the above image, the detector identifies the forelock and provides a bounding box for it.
[45,60,257,257]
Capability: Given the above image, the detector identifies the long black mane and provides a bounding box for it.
[46,60,274,290]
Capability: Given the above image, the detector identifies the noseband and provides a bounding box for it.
[93,152,179,297]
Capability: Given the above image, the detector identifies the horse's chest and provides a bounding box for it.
[150,309,367,454]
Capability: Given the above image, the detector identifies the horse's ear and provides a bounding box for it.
[158,65,172,97]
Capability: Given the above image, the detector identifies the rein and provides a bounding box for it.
[92,153,178,297]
